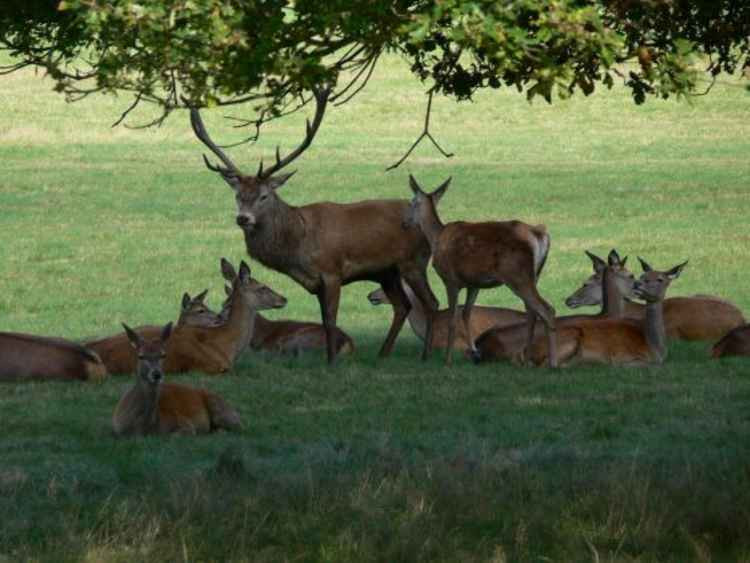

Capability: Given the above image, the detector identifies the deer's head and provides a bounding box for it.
[403,174,451,229]
[219,258,287,311]
[189,88,329,232]
[633,258,687,303]
[178,289,222,327]
[565,249,637,308]
[123,322,172,386]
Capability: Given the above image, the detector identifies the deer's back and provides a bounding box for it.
[663,297,745,341]
[433,221,543,286]
[301,199,430,280]
[431,306,526,349]
[251,316,353,355]
[712,324,750,358]
[0,332,106,382]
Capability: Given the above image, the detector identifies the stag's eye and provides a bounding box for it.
[259,193,268,203]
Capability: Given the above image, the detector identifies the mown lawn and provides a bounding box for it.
[0,54,749,561]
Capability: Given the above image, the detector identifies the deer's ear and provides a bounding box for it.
[224,283,232,296]
[637,256,653,273]
[220,258,237,282]
[181,293,191,310]
[239,260,252,282]
[666,260,688,280]
[218,169,243,191]
[161,322,173,343]
[431,177,451,204]
[607,249,622,266]
[122,323,142,350]
[408,174,422,195]
[267,171,296,190]
[585,251,607,274]
[195,289,209,303]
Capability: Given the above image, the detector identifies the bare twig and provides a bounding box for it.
[386,89,454,172]
[331,51,381,107]
[111,92,143,127]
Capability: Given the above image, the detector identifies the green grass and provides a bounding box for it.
[1,54,750,561]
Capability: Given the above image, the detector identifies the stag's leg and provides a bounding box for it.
[510,283,557,368]
[317,277,342,364]
[377,273,411,358]
[522,303,538,366]
[462,287,480,355]
[402,270,439,361]
[445,285,461,366]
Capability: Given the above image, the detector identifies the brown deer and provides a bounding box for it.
[521,257,687,366]
[367,280,527,350]
[112,322,242,436]
[217,263,355,356]
[473,249,636,363]
[0,332,107,382]
[404,175,557,366]
[177,289,222,327]
[711,324,750,358]
[85,260,286,375]
[565,252,745,342]
[188,88,438,364]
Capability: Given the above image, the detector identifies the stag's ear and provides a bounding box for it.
[585,250,607,274]
[666,260,688,280]
[217,169,243,191]
[638,256,653,272]
[607,249,622,266]
[408,174,422,195]
[195,288,209,303]
[181,293,191,310]
[239,260,252,282]
[161,322,173,343]
[267,171,296,191]
[122,323,142,350]
[220,258,237,282]
[431,177,451,204]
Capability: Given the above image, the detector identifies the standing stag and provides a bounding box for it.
[404,175,557,366]
[189,88,438,363]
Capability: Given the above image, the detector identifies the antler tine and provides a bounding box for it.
[257,85,331,179]
[189,107,242,176]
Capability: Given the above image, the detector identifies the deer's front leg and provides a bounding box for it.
[317,276,342,365]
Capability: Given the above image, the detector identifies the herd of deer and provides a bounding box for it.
[2,87,749,436]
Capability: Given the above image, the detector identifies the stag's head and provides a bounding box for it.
[403,175,451,229]
[633,258,687,303]
[189,89,330,233]
[565,249,636,308]
[123,322,172,386]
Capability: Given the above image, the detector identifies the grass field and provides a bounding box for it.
[1,53,750,561]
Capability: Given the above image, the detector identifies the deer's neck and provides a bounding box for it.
[243,200,306,268]
[600,269,626,319]
[418,202,444,251]
[129,379,161,433]
[221,286,258,361]
[643,300,667,362]
[624,298,646,317]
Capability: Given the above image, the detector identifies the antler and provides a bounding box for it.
[257,86,331,179]
[188,105,242,178]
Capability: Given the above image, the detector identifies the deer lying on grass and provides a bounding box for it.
[404,175,557,366]
[189,88,437,364]
[86,260,286,375]
[177,289,221,327]
[565,253,745,342]
[473,249,636,364]
[0,332,107,382]
[519,258,686,367]
[112,322,242,436]
[711,324,750,358]
[367,280,526,350]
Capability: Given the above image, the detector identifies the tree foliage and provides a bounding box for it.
[1,1,748,126]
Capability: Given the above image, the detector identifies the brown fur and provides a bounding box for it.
[0,332,107,382]
[712,324,750,358]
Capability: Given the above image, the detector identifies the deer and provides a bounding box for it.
[85,259,286,375]
[711,324,750,358]
[188,88,438,364]
[518,257,687,366]
[473,249,637,364]
[564,252,745,342]
[403,175,557,366]
[177,289,222,327]
[216,262,355,356]
[367,280,527,350]
[112,322,242,436]
[0,332,107,382]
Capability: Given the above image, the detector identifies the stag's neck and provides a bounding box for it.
[601,268,626,319]
[418,203,444,252]
[643,300,667,362]
[243,201,306,267]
